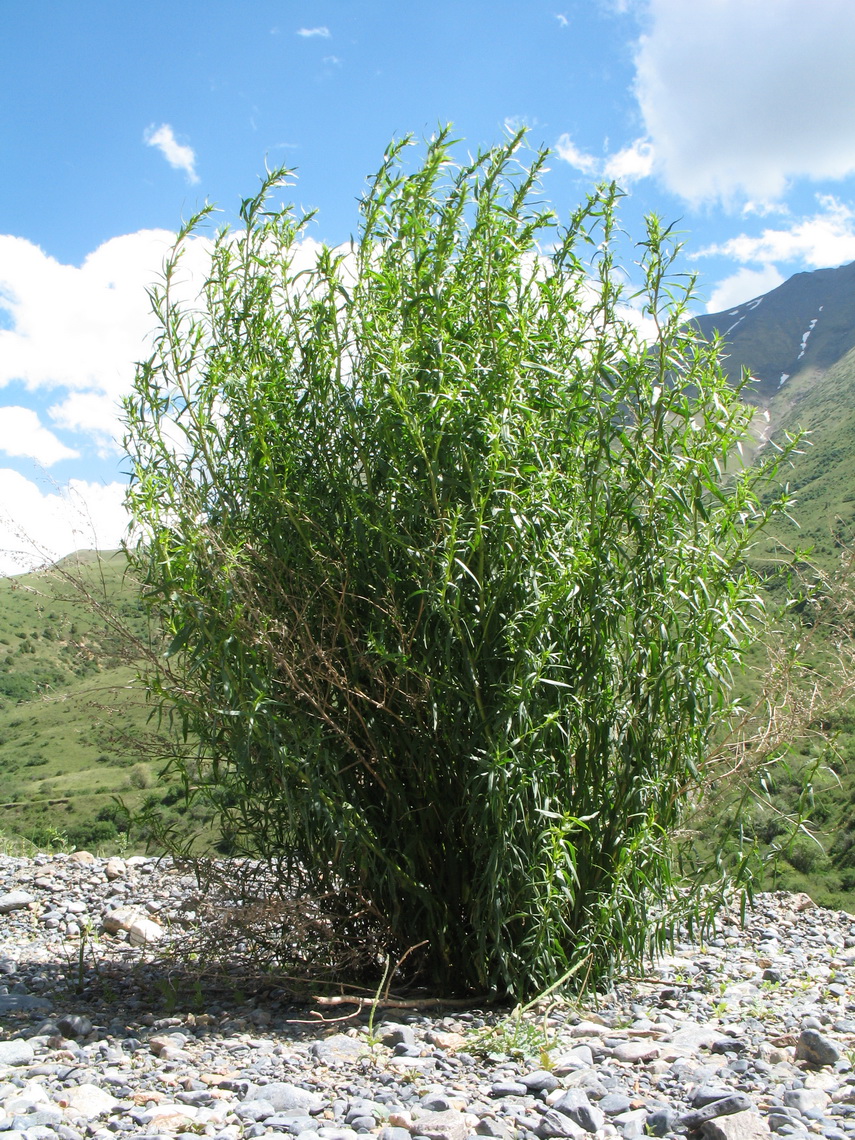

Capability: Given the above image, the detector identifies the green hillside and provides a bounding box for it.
[762,346,855,558]
[0,550,194,853]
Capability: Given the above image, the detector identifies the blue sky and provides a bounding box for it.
[2,0,855,571]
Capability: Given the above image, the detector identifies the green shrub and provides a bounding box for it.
[125,130,795,998]
[96,802,131,832]
[66,820,118,848]
[128,764,149,789]
[785,834,831,875]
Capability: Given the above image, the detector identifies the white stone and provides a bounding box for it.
[101,904,163,944]
[701,1111,771,1140]
[104,858,126,881]
[63,1083,119,1119]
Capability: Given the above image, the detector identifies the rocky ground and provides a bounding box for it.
[2,853,855,1140]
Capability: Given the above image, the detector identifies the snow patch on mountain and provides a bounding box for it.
[797,315,820,361]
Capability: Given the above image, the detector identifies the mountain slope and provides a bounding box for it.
[693,260,855,403]
[0,552,197,853]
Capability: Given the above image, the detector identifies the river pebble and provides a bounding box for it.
[2,857,855,1140]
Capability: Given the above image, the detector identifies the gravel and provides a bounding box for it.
[2,852,855,1140]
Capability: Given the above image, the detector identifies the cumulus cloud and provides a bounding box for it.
[0,228,213,553]
[555,134,601,176]
[0,227,331,567]
[143,123,199,183]
[0,470,128,576]
[633,0,855,205]
[555,133,654,184]
[604,138,654,183]
[296,26,330,37]
[48,392,123,457]
[0,408,78,466]
[696,196,855,269]
[0,230,213,433]
[704,266,785,314]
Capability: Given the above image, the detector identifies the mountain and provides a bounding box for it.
[690,263,855,561]
[690,262,855,906]
[692,260,855,404]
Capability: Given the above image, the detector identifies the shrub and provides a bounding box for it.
[66,820,118,848]
[785,834,831,876]
[128,764,149,789]
[96,802,132,832]
[125,129,794,998]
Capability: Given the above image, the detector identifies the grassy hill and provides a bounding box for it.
[0,550,202,854]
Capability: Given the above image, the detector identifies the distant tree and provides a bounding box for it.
[124,129,796,998]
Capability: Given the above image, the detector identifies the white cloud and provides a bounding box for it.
[696,197,855,269]
[704,266,785,314]
[0,227,331,568]
[0,229,213,421]
[0,408,78,466]
[555,13,569,27]
[555,132,654,185]
[555,134,600,176]
[48,392,123,457]
[143,123,199,183]
[604,138,654,183]
[633,0,855,205]
[296,26,330,37]
[741,200,791,219]
[0,470,128,576]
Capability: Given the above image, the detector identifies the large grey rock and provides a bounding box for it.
[0,1039,35,1066]
[552,1047,596,1074]
[235,1100,277,1122]
[63,1083,119,1120]
[104,858,126,880]
[244,1082,324,1114]
[490,1081,527,1097]
[795,1029,841,1067]
[647,1108,680,1136]
[56,1014,92,1039]
[614,1109,649,1138]
[536,1109,586,1138]
[680,1096,754,1132]
[701,1111,771,1140]
[783,1089,830,1114]
[669,1023,737,1052]
[599,1095,633,1117]
[612,1039,661,1063]
[694,1087,740,1109]
[310,1033,366,1063]
[0,890,34,913]
[376,1021,417,1048]
[520,1069,560,1093]
[266,1115,319,1135]
[552,1090,605,1134]
[5,1086,52,1113]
